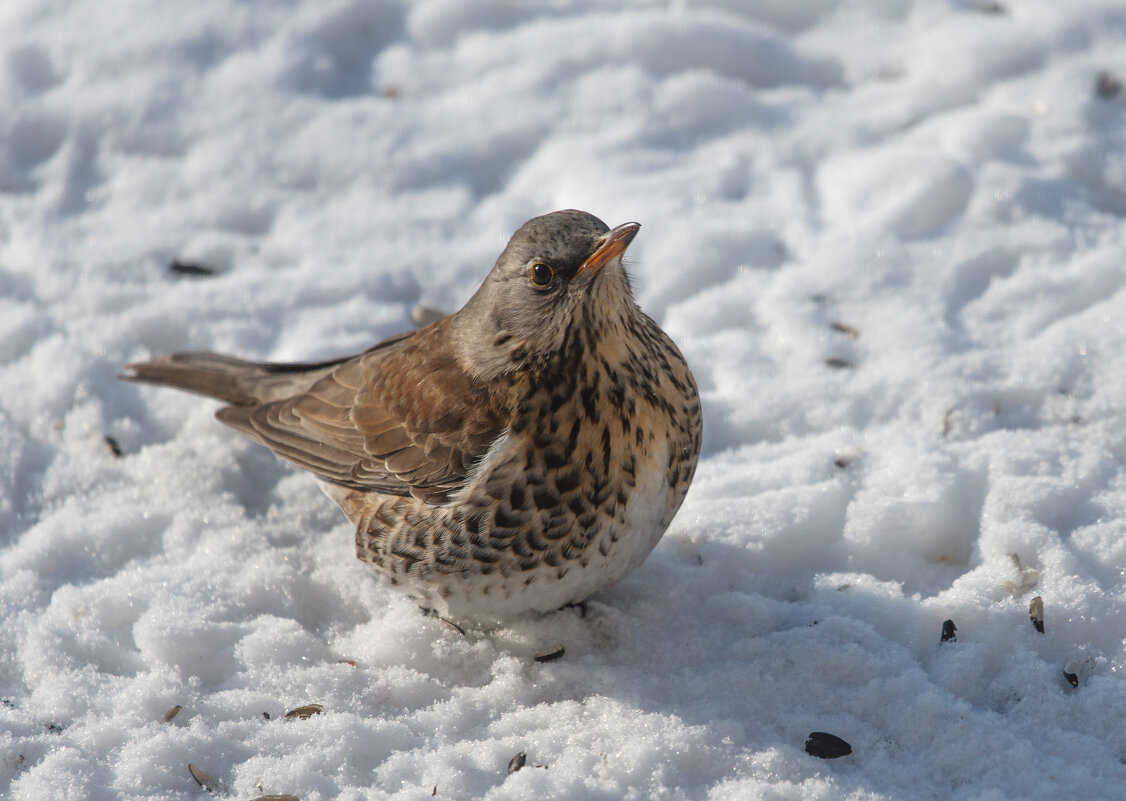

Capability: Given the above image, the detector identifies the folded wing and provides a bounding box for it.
[135,319,505,505]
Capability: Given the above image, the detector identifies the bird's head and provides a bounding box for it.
[452,209,641,380]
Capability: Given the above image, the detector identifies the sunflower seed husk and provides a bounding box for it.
[284,703,324,720]
[804,732,852,759]
[1029,596,1045,634]
[188,763,219,792]
[1063,664,1080,688]
[169,258,216,277]
[1001,554,1040,596]
[1063,657,1093,688]
[534,645,565,663]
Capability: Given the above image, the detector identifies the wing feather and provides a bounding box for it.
[214,318,507,503]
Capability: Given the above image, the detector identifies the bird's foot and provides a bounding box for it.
[420,607,467,637]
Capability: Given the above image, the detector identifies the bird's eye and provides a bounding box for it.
[529,262,554,288]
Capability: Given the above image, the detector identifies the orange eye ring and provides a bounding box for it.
[529,262,554,287]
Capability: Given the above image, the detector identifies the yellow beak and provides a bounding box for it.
[575,222,641,276]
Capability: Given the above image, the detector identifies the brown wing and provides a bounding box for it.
[216,318,506,504]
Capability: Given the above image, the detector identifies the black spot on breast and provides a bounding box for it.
[468,526,490,549]
[533,486,559,510]
[544,449,568,469]
[471,548,501,564]
[586,482,612,507]
[542,516,571,540]
[523,446,548,475]
[494,507,525,529]
[555,470,582,494]
[577,510,598,529]
[434,548,458,567]
[526,526,549,552]
[581,386,598,418]
[566,418,581,450]
[509,484,529,510]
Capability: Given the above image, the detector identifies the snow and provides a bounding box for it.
[3,0,1126,798]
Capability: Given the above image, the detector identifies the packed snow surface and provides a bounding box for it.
[4,1,1126,798]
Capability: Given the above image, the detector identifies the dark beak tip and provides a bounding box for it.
[578,220,643,275]
[610,221,641,247]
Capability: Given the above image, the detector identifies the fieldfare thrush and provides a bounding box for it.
[123,210,703,622]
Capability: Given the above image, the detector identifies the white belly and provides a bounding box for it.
[432,441,673,623]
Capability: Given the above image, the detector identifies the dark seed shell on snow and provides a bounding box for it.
[169,258,216,277]
[284,704,324,720]
[805,732,852,759]
[534,645,565,663]
[188,763,218,791]
[1029,596,1045,634]
[1062,659,1092,688]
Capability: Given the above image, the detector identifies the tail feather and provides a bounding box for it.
[121,352,345,406]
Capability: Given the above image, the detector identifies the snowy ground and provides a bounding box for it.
[4,0,1126,798]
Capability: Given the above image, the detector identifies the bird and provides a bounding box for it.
[123,210,703,623]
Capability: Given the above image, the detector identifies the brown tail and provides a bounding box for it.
[120,352,346,406]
